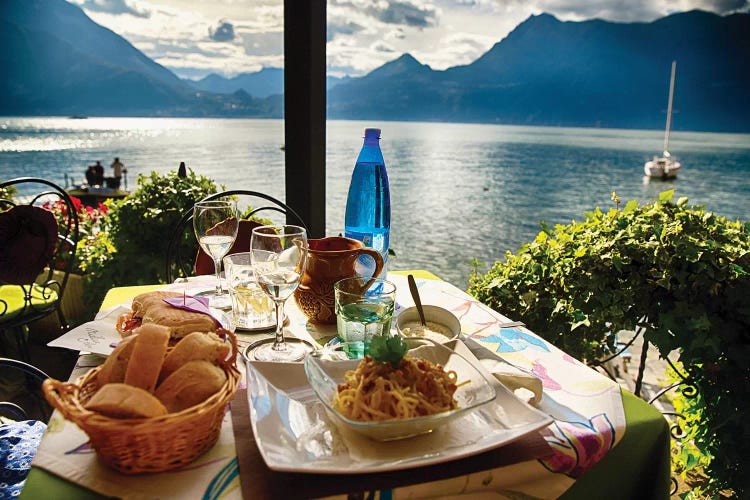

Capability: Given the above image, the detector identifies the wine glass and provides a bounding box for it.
[248,224,309,362]
[193,199,239,309]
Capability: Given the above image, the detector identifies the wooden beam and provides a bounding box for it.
[284,0,326,238]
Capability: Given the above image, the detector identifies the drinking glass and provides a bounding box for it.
[193,199,239,309]
[334,277,396,359]
[223,252,275,330]
[248,224,310,362]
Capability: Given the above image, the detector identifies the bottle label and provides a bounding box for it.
[347,230,372,247]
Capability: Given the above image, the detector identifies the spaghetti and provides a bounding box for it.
[333,355,462,422]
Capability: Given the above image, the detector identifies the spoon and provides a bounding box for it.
[407,274,427,326]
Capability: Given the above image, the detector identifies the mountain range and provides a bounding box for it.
[2,0,749,132]
[185,68,349,98]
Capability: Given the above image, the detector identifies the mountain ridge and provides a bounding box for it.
[0,0,274,116]
[1,1,748,132]
[185,68,349,97]
[326,9,750,132]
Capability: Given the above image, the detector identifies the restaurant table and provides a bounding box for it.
[22,271,671,499]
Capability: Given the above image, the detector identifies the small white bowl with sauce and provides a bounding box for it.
[396,305,461,344]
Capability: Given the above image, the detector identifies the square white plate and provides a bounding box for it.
[245,341,553,474]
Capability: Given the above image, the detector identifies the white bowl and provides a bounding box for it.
[304,342,497,441]
[396,305,461,344]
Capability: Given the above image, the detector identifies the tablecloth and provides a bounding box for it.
[22,271,670,499]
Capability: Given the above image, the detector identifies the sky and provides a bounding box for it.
[69,0,749,80]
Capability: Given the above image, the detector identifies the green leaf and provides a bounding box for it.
[368,334,408,367]
[659,189,675,203]
[623,199,639,213]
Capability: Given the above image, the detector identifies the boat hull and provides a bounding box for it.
[644,159,681,179]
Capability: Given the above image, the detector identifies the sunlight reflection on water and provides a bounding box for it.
[1,117,748,289]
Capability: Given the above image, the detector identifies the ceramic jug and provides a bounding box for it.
[294,236,384,324]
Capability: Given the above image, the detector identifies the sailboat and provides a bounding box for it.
[644,61,682,179]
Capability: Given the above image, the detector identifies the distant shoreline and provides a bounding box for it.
[3,115,749,136]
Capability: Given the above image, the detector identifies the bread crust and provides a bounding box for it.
[85,383,168,418]
[159,331,230,383]
[124,324,170,393]
[155,360,227,413]
[97,335,138,385]
[117,291,218,339]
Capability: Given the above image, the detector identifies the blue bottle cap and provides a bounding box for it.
[364,128,381,139]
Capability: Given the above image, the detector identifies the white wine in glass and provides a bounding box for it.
[193,199,239,309]
[249,224,310,362]
[199,234,235,261]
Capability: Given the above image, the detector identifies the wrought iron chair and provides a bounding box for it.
[0,357,50,498]
[0,178,79,362]
[165,190,306,283]
[0,357,52,423]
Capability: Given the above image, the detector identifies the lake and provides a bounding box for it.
[2,117,749,289]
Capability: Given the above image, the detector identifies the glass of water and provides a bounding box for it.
[223,252,275,330]
[193,199,238,309]
[334,277,397,359]
[248,224,309,362]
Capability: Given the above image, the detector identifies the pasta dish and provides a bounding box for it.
[333,355,462,422]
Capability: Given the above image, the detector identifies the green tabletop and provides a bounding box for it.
[22,272,671,499]
[561,390,670,500]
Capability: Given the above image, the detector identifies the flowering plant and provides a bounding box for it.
[43,196,110,273]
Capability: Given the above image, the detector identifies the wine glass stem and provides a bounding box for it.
[213,257,223,295]
[272,300,285,350]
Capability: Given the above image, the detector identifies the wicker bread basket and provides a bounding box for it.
[42,329,241,474]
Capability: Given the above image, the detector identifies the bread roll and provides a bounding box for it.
[155,360,227,413]
[97,335,138,385]
[117,291,218,339]
[85,383,168,418]
[124,323,169,393]
[159,331,230,383]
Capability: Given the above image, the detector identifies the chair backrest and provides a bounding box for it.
[0,178,79,332]
[0,357,51,422]
[165,190,307,283]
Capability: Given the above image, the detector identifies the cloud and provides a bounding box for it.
[486,0,750,22]
[368,1,438,27]
[327,20,366,42]
[77,0,750,80]
[76,0,150,18]
[372,40,397,53]
[416,31,497,69]
[240,31,283,56]
[330,0,439,28]
[699,0,749,13]
[209,20,235,41]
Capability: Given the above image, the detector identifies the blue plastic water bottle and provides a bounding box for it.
[345,128,391,276]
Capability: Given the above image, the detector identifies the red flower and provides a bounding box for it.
[70,196,83,212]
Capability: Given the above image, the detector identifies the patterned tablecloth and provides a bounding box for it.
[30,272,627,499]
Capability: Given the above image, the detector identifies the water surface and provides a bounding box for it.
[2,117,748,288]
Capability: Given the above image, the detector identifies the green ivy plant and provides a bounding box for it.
[79,169,219,316]
[468,190,750,497]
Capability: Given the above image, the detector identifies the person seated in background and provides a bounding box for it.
[93,161,105,186]
[85,165,96,186]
